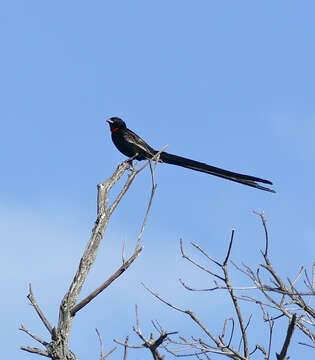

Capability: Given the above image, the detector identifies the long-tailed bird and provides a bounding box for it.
[106,117,275,193]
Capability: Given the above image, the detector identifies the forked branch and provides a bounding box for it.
[21,150,165,360]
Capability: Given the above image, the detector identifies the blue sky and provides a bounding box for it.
[1,1,315,359]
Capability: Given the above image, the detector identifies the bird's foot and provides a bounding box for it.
[126,159,134,169]
[126,153,139,170]
[125,154,139,170]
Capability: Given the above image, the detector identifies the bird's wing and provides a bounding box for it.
[124,128,156,157]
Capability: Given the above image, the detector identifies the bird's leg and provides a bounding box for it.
[126,159,134,168]
[125,153,139,170]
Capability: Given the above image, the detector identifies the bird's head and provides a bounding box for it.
[106,117,127,133]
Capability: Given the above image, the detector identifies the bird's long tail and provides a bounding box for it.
[158,151,275,193]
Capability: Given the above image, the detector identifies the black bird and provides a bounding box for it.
[106,117,275,193]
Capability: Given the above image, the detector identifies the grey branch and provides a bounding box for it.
[145,212,315,358]
[276,314,296,360]
[27,284,53,334]
[20,346,50,357]
[114,305,177,360]
[141,282,248,359]
[21,152,162,359]
[70,246,143,316]
[95,328,117,360]
[20,324,49,346]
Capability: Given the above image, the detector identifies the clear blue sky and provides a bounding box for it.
[2,1,315,359]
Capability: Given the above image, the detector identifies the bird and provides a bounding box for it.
[106,117,275,193]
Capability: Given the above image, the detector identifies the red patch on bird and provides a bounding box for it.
[111,127,120,133]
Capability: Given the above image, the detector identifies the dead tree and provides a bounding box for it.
[20,149,165,360]
[115,213,315,359]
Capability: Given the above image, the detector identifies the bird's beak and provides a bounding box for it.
[106,119,113,124]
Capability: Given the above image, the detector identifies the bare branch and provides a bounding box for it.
[123,336,129,360]
[58,161,134,342]
[20,346,50,357]
[299,342,315,349]
[132,305,173,359]
[95,328,116,360]
[71,150,163,315]
[107,165,137,216]
[102,347,117,360]
[22,156,161,359]
[289,267,305,288]
[115,305,177,360]
[221,231,249,358]
[266,313,274,360]
[191,242,222,267]
[27,284,53,335]
[113,338,143,349]
[134,159,158,251]
[180,239,224,281]
[253,211,269,256]
[19,324,48,346]
[96,328,104,360]
[70,246,143,316]
[276,314,296,360]
[219,318,234,348]
[223,229,235,266]
[141,282,248,359]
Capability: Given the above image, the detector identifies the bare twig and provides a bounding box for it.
[134,157,159,251]
[96,328,104,359]
[113,339,143,349]
[180,239,224,281]
[95,328,116,360]
[115,305,178,359]
[95,329,117,360]
[299,341,315,349]
[20,324,48,346]
[20,346,50,357]
[221,230,249,358]
[141,282,248,359]
[123,336,129,360]
[70,246,143,316]
[27,284,53,335]
[223,229,235,266]
[253,211,269,256]
[191,242,222,267]
[102,347,117,360]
